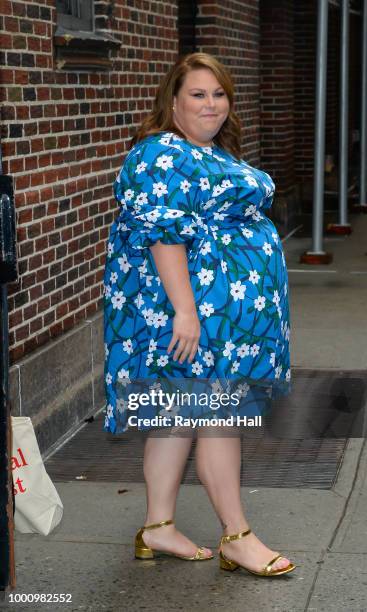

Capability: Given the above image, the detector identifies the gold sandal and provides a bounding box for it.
[135,519,214,561]
[219,528,296,576]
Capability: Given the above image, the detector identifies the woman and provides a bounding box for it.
[103,52,296,576]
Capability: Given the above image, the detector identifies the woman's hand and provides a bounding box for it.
[167,310,201,364]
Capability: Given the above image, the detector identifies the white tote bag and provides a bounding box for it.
[11,416,63,535]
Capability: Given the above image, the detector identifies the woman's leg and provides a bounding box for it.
[141,430,213,557]
[195,428,291,570]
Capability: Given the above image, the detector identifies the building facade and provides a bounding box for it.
[0,0,362,452]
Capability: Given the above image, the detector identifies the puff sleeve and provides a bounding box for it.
[113,138,201,251]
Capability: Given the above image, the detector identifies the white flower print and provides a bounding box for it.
[134,293,144,308]
[136,161,148,174]
[197,268,214,286]
[157,355,169,367]
[250,344,260,357]
[110,271,118,284]
[191,149,203,160]
[200,241,211,255]
[277,306,282,319]
[262,242,273,256]
[145,209,161,223]
[244,204,257,217]
[107,242,114,256]
[142,307,156,326]
[122,339,133,354]
[211,379,224,394]
[118,254,132,273]
[254,296,266,311]
[286,368,291,381]
[171,144,184,153]
[199,302,215,317]
[180,224,196,236]
[158,136,171,146]
[230,281,246,301]
[275,365,283,379]
[231,361,240,374]
[111,291,126,310]
[146,353,153,366]
[155,154,174,171]
[149,339,157,352]
[124,189,134,201]
[272,290,280,307]
[199,177,210,190]
[152,292,158,302]
[236,382,250,397]
[105,372,112,385]
[203,198,216,209]
[221,260,228,273]
[117,368,130,386]
[244,175,258,188]
[103,284,111,298]
[223,340,235,359]
[138,259,147,274]
[271,232,279,244]
[248,270,260,284]
[180,179,191,193]
[222,234,231,245]
[270,352,276,367]
[135,192,148,206]
[116,398,128,414]
[153,311,168,328]
[252,211,263,222]
[242,227,253,239]
[203,350,214,367]
[106,404,114,418]
[163,209,185,218]
[104,342,109,358]
[192,361,203,375]
[221,179,233,189]
[212,184,227,197]
[237,343,250,358]
[213,211,227,221]
[152,182,168,197]
[203,146,213,155]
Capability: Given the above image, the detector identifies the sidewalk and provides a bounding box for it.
[2,214,367,612]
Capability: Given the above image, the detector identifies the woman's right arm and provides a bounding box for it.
[149,241,200,365]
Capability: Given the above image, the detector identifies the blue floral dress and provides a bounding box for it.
[103,131,291,433]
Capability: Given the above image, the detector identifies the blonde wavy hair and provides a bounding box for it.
[129,52,242,160]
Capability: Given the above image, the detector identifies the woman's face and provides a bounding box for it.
[172,68,230,147]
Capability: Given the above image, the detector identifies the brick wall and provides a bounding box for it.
[0,0,178,365]
[259,0,295,193]
[293,0,317,184]
[196,0,261,165]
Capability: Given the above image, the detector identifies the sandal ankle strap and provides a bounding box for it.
[142,519,174,531]
[221,528,252,544]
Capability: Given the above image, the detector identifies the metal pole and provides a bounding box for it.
[339,0,350,225]
[327,0,352,233]
[360,0,367,206]
[300,0,333,263]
